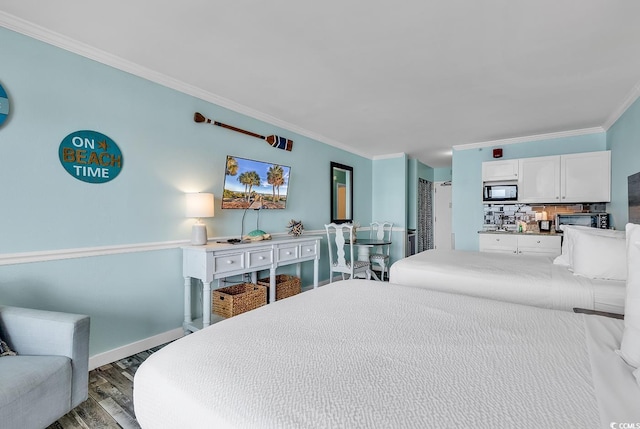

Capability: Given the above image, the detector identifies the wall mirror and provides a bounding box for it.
[330,162,353,224]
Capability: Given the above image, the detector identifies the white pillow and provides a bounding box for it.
[553,225,625,269]
[571,232,627,280]
[617,223,640,368]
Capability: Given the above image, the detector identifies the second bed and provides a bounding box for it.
[389,250,625,313]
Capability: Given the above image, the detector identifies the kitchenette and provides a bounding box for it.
[479,150,611,257]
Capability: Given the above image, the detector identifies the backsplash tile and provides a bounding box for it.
[483,203,607,232]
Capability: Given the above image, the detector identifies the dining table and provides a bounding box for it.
[346,238,392,281]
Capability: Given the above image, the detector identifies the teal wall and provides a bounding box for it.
[407,159,418,230]
[433,167,452,182]
[0,27,372,357]
[607,97,640,229]
[452,132,607,250]
[372,155,408,262]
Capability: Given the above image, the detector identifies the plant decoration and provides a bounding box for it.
[287,219,304,237]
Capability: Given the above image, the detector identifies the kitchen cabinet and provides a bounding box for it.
[517,151,610,203]
[482,159,518,182]
[479,233,561,257]
[561,151,611,203]
[478,233,518,254]
[518,156,561,203]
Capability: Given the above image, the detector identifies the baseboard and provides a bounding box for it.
[88,327,184,370]
[90,279,333,370]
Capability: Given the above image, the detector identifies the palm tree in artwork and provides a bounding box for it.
[267,164,284,202]
[226,156,239,176]
[274,175,285,202]
[238,171,251,201]
[246,171,261,202]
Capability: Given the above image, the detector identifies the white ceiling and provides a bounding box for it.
[2,1,640,167]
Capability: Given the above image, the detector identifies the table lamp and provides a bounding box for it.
[185,193,214,245]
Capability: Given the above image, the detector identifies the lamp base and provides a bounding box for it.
[191,223,208,245]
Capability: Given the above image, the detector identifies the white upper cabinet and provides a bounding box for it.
[482,159,519,182]
[516,151,610,203]
[561,151,611,203]
[518,156,561,203]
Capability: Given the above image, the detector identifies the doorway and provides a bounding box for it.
[434,181,452,250]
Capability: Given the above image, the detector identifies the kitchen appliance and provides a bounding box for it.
[539,220,552,232]
[483,183,518,202]
[555,213,609,231]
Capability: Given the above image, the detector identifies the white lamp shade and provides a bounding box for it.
[185,193,215,218]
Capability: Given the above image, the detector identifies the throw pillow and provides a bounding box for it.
[0,337,16,356]
[571,232,627,280]
[554,225,624,268]
[617,223,640,368]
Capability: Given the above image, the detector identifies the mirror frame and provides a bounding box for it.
[330,161,354,224]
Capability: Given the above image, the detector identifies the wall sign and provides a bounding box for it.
[59,130,123,183]
[0,82,9,127]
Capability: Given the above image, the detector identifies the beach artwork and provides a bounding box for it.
[222,155,291,209]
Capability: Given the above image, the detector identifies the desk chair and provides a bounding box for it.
[369,221,393,281]
[325,223,371,282]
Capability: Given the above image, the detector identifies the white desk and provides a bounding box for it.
[182,235,321,333]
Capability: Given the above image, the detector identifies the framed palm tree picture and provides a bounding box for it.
[222,155,291,209]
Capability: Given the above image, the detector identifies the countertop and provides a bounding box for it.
[478,230,561,236]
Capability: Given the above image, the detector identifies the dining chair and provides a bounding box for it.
[325,223,371,282]
[369,221,393,281]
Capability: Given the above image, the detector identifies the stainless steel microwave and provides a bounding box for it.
[483,183,518,202]
[555,213,609,230]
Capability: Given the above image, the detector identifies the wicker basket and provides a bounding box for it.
[212,283,267,318]
[257,275,301,302]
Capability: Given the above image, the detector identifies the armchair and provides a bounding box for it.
[0,305,90,429]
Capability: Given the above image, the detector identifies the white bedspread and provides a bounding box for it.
[134,280,640,429]
[389,250,626,313]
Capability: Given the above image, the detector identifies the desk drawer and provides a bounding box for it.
[213,252,245,274]
[247,249,273,268]
[277,246,299,262]
[300,242,317,258]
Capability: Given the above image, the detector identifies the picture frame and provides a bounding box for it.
[222,155,291,209]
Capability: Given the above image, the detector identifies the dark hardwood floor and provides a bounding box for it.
[46,344,167,429]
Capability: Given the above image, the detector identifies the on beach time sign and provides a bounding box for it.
[0,82,9,127]
[59,130,123,183]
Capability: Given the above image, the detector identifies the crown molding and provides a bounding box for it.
[0,11,371,160]
[373,152,406,160]
[452,126,605,152]
[3,10,639,161]
[602,80,640,131]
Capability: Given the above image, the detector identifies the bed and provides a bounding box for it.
[388,249,626,313]
[133,279,640,428]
